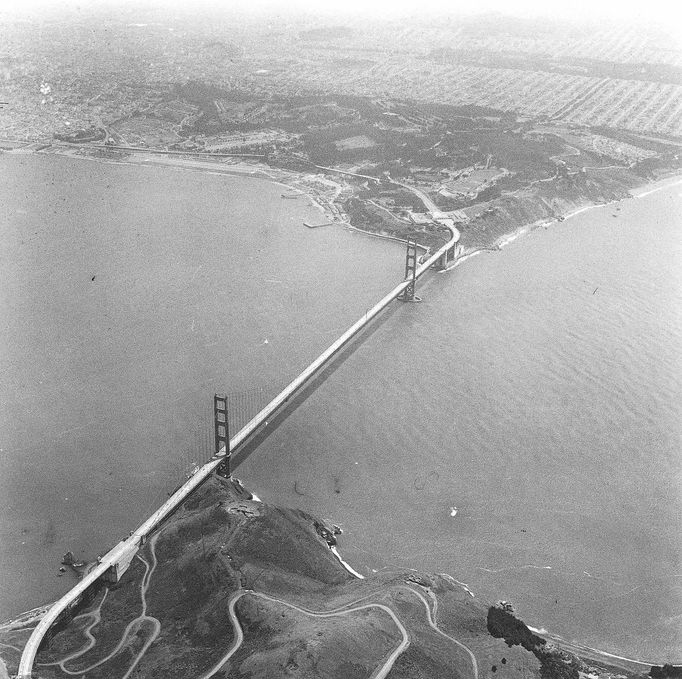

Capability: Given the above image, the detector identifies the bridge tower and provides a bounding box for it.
[214,394,231,477]
[398,239,419,302]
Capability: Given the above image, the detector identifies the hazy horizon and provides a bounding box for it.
[1,0,680,32]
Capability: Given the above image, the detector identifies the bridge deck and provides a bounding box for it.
[17,226,458,679]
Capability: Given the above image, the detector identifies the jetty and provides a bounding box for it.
[303,220,336,228]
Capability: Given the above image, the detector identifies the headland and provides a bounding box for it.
[0,477,674,679]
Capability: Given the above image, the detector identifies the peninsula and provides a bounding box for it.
[1,7,681,257]
[0,477,673,679]
[1,5,681,676]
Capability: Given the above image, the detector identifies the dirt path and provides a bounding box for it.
[405,586,479,679]
[37,590,109,672]
[39,533,161,678]
[198,589,409,679]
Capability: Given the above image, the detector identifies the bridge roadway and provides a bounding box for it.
[17,226,459,679]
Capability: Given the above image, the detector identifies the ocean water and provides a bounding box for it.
[1,152,680,661]
[0,153,403,618]
[239,179,682,661]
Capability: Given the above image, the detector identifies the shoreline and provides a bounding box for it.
[29,145,346,228]
[3,146,681,666]
[9,144,434,251]
[5,144,680,264]
[484,171,682,256]
[631,174,682,198]
[2,482,677,671]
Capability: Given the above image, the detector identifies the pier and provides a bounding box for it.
[303,220,336,228]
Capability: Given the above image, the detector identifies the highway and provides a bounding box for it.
[17,223,459,679]
[389,177,441,213]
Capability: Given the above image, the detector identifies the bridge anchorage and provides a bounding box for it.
[214,393,231,478]
[433,242,458,271]
[397,239,422,302]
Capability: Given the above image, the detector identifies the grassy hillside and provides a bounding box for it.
[0,477,666,679]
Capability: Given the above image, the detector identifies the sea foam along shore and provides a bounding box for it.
[23,145,682,263]
[238,474,367,581]
[631,173,682,198]
[33,145,437,250]
[71,146,347,228]
[488,172,682,257]
[330,546,365,579]
[442,171,682,664]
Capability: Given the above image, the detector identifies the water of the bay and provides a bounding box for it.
[0,152,404,618]
[240,179,682,661]
[1,152,680,661]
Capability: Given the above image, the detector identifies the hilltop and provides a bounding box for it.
[0,477,667,679]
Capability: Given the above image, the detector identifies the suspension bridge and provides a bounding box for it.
[17,226,460,679]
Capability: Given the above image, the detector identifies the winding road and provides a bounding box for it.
[36,590,109,673]
[405,587,479,679]
[39,533,161,678]
[197,589,409,679]
[40,555,481,679]
[196,584,479,679]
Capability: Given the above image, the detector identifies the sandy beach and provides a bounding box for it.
[19,144,344,228]
[10,143,681,266]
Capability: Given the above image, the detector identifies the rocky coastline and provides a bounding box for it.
[0,477,676,679]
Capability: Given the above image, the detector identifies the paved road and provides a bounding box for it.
[37,534,161,679]
[199,590,409,679]
[198,585,480,679]
[197,591,247,679]
[36,569,480,679]
[36,590,109,673]
[405,586,479,679]
[18,221,459,679]
[390,177,441,213]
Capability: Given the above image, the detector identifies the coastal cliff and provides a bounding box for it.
[0,477,668,679]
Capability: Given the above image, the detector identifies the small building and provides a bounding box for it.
[410,212,431,225]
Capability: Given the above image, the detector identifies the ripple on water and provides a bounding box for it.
[242,181,682,661]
